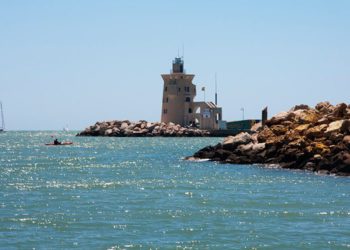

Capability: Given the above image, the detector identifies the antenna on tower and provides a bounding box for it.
[182,43,184,59]
[215,73,218,105]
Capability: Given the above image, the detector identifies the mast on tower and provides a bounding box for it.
[215,73,218,105]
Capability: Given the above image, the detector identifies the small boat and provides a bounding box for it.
[0,101,5,132]
[45,142,73,146]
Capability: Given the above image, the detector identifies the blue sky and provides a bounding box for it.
[1,0,349,130]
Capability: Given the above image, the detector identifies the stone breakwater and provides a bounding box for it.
[190,102,350,176]
[77,120,210,137]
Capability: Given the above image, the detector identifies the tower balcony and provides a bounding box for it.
[170,69,186,74]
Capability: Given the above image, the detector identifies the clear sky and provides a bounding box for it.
[1,0,349,130]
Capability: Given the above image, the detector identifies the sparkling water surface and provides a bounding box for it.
[0,131,349,249]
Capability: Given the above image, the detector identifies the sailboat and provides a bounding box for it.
[0,102,5,132]
[63,124,69,132]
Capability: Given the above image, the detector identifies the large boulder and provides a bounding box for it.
[315,101,333,114]
[290,104,310,111]
[104,129,113,136]
[251,122,263,132]
[251,143,266,153]
[325,120,350,134]
[332,103,347,118]
[257,127,276,143]
[120,122,128,130]
[292,109,320,124]
[265,111,295,126]
[343,135,350,148]
[190,101,350,176]
[78,120,210,137]
[93,125,101,132]
[342,120,350,134]
[305,124,327,138]
[270,125,288,136]
[294,124,310,133]
[223,132,253,150]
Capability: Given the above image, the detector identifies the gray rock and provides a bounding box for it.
[325,120,344,134]
[190,102,350,176]
[78,120,210,137]
[223,132,252,150]
[266,111,295,126]
[315,101,333,114]
[127,124,135,130]
[252,143,266,153]
[237,142,253,153]
[332,103,347,118]
[93,125,100,132]
[291,104,310,111]
[120,122,128,130]
[251,122,263,132]
[104,129,113,136]
[124,129,133,135]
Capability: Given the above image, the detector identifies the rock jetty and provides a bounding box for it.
[77,120,210,137]
[190,102,350,176]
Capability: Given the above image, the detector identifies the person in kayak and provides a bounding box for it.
[53,138,61,145]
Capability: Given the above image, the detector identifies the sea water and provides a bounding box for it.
[0,131,349,249]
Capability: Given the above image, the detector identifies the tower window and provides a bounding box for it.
[178,88,181,92]
[163,109,167,114]
[185,86,190,92]
[164,86,167,92]
[185,97,191,102]
[166,97,169,103]
[188,108,192,113]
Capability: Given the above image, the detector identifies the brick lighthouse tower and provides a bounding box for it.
[161,57,197,126]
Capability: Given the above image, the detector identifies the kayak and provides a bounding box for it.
[45,142,73,146]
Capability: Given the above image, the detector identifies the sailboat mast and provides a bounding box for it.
[0,102,5,130]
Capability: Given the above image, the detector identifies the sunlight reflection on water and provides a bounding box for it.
[0,131,349,249]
